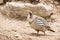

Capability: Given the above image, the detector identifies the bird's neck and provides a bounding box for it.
[29,20,33,24]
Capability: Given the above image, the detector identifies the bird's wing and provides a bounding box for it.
[34,17,46,26]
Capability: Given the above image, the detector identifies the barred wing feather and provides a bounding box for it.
[34,18,46,26]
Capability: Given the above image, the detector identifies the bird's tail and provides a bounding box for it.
[48,28,55,32]
[46,26,55,32]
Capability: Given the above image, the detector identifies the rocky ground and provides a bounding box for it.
[0,1,60,40]
[0,8,60,40]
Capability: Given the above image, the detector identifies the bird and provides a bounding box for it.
[27,10,55,35]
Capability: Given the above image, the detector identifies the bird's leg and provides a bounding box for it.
[36,30,39,35]
[43,31,46,36]
[42,31,46,36]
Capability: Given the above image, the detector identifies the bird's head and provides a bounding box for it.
[26,10,34,23]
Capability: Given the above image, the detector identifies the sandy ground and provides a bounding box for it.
[0,13,60,40]
[0,7,60,40]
